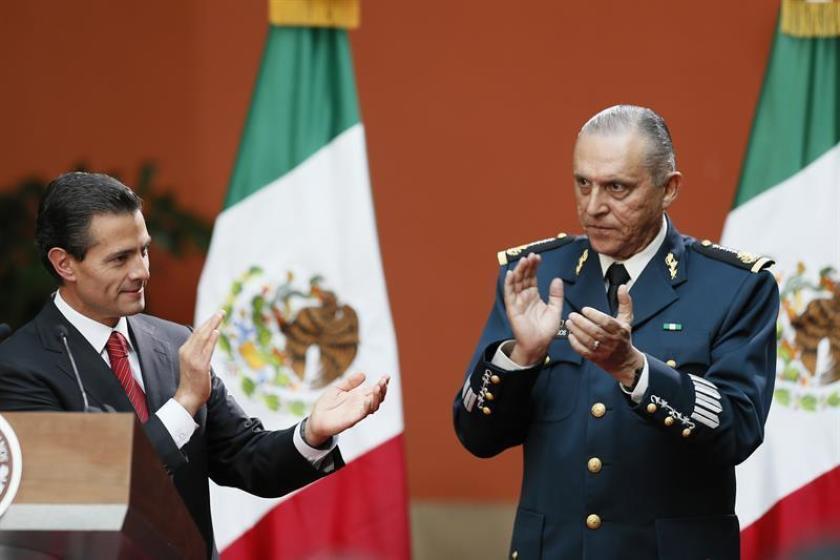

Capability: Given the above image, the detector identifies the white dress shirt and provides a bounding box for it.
[53,290,335,462]
[492,215,669,403]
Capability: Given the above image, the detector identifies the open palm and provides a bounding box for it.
[306,372,389,445]
[504,253,564,364]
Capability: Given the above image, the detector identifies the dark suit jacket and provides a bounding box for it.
[0,301,343,558]
[453,219,779,560]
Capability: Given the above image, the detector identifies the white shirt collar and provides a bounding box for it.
[53,290,133,355]
[597,215,668,290]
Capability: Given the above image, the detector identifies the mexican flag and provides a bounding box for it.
[194,8,409,559]
[722,4,840,558]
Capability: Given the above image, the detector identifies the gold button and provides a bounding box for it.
[511,552,518,560]
[586,514,602,530]
[482,406,492,415]
[664,416,675,427]
[484,391,494,401]
[666,359,677,368]
[591,403,606,418]
[682,428,692,438]
[646,403,657,414]
[587,457,602,473]
[544,355,551,366]
[702,239,712,247]
[490,374,501,385]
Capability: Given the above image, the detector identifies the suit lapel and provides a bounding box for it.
[128,315,176,412]
[562,241,611,316]
[629,219,687,328]
[35,301,135,412]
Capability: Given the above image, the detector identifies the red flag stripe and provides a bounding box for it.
[741,465,840,560]
[221,435,410,560]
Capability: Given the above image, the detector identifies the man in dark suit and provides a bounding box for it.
[0,172,389,558]
[453,105,779,559]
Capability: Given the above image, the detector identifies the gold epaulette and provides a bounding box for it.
[692,240,774,273]
[497,233,574,266]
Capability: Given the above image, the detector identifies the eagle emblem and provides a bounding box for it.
[273,286,359,389]
[776,263,840,411]
[216,266,360,416]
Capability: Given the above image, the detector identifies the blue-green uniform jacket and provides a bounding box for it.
[453,219,779,560]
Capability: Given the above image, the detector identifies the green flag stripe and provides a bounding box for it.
[734,23,840,208]
[224,27,360,209]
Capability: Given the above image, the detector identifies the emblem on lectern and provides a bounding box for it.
[0,415,22,518]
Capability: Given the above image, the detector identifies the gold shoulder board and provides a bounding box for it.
[497,233,574,266]
[692,239,774,273]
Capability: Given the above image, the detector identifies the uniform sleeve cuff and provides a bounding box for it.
[491,340,541,371]
[618,354,650,404]
[156,398,198,449]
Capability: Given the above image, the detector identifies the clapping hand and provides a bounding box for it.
[174,311,224,416]
[304,373,390,447]
[565,285,644,386]
[504,253,565,366]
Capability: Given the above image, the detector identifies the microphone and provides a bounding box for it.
[54,325,109,413]
[0,323,11,343]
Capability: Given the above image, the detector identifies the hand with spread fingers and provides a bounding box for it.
[503,253,566,366]
[566,284,645,386]
[305,373,390,447]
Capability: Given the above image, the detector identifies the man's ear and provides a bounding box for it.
[47,248,77,283]
[662,172,682,209]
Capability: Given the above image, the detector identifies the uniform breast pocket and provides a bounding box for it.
[510,507,545,559]
[532,338,583,422]
[658,333,712,375]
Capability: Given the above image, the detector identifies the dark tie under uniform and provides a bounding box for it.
[605,262,630,316]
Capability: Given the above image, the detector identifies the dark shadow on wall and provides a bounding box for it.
[0,163,211,330]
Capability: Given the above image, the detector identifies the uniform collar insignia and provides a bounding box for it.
[665,252,678,280]
[575,249,589,276]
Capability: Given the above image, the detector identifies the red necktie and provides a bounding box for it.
[105,331,149,423]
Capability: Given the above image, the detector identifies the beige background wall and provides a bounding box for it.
[0,1,778,555]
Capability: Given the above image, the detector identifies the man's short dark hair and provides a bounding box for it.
[36,172,143,281]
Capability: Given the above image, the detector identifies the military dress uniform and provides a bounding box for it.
[453,218,779,560]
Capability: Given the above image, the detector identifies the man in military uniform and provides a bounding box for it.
[453,105,779,559]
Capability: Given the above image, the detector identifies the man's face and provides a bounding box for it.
[60,210,151,327]
[572,130,679,260]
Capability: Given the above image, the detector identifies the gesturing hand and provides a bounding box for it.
[305,373,390,447]
[175,311,224,417]
[566,285,644,386]
[504,253,565,365]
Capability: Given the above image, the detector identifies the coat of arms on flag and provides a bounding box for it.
[217,266,360,416]
[725,2,840,557]
[194,8,410,556]
[776,264,840,411]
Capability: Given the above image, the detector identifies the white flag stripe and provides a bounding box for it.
[196,125,403,550]
[726,142,840,528]
[722,142,840,269]
[736,405,840,527]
